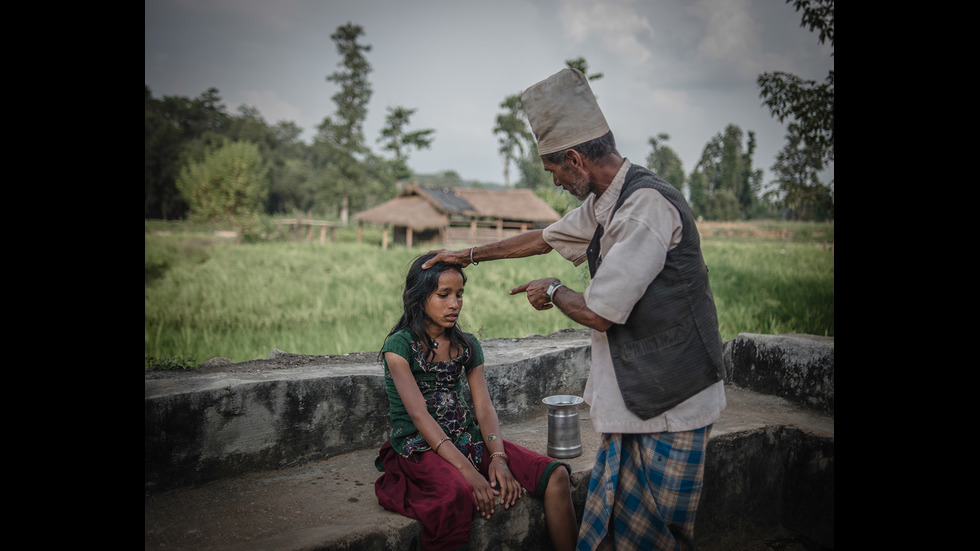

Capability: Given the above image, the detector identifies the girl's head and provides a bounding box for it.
[383,253,471,359]
[402,253,466,331]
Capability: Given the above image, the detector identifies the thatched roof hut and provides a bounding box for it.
[353,195,450,232]
[354,183,560,248]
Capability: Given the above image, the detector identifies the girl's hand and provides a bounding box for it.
[489,457,523,509]
[462,467,499,519]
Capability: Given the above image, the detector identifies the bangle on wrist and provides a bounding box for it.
[490,451,508,462]
[469,246,479,266]
[435,437,451,453]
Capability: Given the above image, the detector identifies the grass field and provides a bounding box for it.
[145,219,834,366]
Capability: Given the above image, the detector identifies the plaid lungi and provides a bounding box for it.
[577,426,711,551]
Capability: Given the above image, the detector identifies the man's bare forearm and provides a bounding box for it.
[551,285,612,332]
[510,278,614,332]
[425,230,552,268]
[472,230,552,262]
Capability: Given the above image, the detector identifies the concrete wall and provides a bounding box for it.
[725,333,835,415]
[144,330,834,550]
[699,425,835,549]
[144,329,592,491]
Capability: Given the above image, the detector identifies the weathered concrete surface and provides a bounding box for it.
[144,331,834,550]
[699,425,835,550]
[725,333,834,415]
[144,404,602,551]
[145,329,591,492]
[143,386,833,551]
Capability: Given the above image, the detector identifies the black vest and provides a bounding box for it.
[587,164,724,420]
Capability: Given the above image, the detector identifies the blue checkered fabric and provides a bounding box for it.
[577,427,710,551]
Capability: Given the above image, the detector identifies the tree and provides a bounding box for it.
[262,120,317,214]
[757,0,834,164]
[220,105,320,215]
[515,142,551,191]
[377,106,435,180]
[316,22,381,220]
[564,57,603,81]
[687,171,709,220]
[688,124,763,220]
[738,131,765,217]
[429,170,463,188]
[766,123,833,221]
[145,89,188,220]
[176,140,269,242]
[325,23,372,152]
[271,158,316,214]
[646,133,685,193]
[492,93,531,189]
[314,116,395,221]
[145,86,230,219]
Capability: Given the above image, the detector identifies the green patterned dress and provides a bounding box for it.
[379,328,487,464]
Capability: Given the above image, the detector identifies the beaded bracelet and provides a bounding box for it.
[490,451,508,462]
[435,437,451,453]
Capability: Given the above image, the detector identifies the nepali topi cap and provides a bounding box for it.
[521,68,610,156]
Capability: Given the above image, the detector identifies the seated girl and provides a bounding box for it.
[374,253,577,551]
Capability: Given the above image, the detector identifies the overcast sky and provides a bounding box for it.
[145,0,833,186]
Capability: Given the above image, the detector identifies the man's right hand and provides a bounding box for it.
[422,249,469,269]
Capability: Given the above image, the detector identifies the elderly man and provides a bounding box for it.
[424,68,726,550]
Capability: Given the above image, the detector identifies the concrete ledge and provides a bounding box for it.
[145,329,592,492]
[144,388,833,551]
[700,425,835,550]
[725,333,834,415]
[319,468,592,551]
[144,331,834,550]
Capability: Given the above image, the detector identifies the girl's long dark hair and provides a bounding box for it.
[380,253,472,362]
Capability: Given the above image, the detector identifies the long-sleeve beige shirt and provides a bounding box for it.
[543,159,726,434]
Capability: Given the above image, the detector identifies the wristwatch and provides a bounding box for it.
[546,281,565,303]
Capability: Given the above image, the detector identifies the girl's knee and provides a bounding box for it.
[548,465,571,492]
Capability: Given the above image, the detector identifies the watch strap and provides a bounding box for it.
[546,281,565,302]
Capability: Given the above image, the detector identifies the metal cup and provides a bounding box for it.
[542,395,584,458]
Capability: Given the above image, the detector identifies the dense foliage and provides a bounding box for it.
[757,0,834,220]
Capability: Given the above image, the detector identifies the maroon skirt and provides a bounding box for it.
[374,439,566,551]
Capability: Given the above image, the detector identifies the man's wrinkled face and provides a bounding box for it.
[541,156,592,200]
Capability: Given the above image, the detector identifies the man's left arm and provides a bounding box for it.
[511,189,681,332]
[509,279,612,331]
